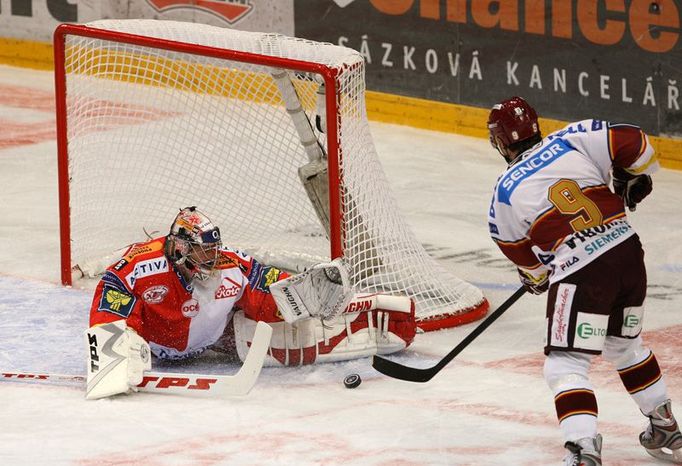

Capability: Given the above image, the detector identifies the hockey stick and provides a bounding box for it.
[2,321,273,397]
[271,69,382,278]
[271,69,334,239]
[372,287,526,382]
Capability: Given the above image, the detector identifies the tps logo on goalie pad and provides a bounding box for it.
[146,0,253,25]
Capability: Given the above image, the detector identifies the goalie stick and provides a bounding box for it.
[271,69,331,235]
[372,287,526,382]
[270,69,382,279]
[2,321,273,397]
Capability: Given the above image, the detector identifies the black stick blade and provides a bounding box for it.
[371,287,526,384]
[372,355,438,383]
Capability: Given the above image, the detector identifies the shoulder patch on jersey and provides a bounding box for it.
[112,258,129,271]
[123,240,164,261]
[102,271,131,293]
[98,285,136,318]
[255,266,284,292]
[247,261,263,288]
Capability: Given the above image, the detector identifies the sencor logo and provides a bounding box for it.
[146,0,253,25]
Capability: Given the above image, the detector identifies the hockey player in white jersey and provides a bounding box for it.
[487,96,682,465]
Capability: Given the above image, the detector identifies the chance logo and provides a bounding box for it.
[146,0,253,24]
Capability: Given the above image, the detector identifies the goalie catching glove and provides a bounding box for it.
[85,320,151,400]
[612,166,653,212]
[269,258,353,323]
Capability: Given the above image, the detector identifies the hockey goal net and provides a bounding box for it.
[55,19,488,331]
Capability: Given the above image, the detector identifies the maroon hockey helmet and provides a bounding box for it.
[487,96,540,153]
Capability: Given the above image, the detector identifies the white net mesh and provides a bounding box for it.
[59,19,485,328]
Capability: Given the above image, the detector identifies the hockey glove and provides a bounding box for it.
[612,167,653,212]
[517,268,549,295]
[269,258,353,323]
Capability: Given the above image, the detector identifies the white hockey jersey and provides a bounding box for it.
[488,119,659,283]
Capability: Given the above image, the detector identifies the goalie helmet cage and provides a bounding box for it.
[54,20,488,331]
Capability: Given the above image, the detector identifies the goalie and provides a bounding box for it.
[86,206,416,399]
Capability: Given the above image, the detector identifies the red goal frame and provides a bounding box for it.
[53,23,344,287]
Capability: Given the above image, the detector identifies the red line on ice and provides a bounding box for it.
[0,83,181,150]
[0,119,55,149]
[0,84,54,112]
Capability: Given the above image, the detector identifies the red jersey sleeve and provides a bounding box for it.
[229,252,289,323]
[493,237,542,270]
[608,123,658,175]
[88,270,144,333]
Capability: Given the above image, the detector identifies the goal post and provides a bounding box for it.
[54,19,488,331]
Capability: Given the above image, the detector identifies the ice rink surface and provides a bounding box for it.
[1,64,681,465]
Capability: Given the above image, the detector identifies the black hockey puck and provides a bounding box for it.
[343,373,362,389]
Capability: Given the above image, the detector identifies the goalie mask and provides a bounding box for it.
[166,206,222,282]
[487,96,540,162]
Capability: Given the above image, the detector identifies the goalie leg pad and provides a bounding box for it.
[233,294,416,366]
[85,320,152,400]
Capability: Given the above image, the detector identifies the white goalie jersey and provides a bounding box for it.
[488,119,659,283]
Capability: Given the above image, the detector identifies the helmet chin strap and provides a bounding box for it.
[494,140,517,165]
[505,151,523,166]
